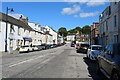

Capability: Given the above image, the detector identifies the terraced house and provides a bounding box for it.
[98,1,120,46]
[0,12,58,53]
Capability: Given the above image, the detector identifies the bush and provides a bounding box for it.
[16,47,20,51]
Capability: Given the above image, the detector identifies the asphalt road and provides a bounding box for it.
[2,44,108,80]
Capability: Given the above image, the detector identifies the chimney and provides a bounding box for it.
[20,17,28,24]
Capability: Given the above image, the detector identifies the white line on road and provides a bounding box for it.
[9,55,46,68]
[8,47,63,68]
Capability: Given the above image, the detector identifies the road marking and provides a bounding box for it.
[8,47,63,68]
[36,56,55,70]
[41,56,55,64]
[8,55,46,68]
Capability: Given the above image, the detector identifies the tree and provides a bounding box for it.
[82,25,91,34]
[68,26,82,33]
[75,27,82,32]
[58,27,67,37]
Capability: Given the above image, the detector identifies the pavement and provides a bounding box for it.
[2,44,108,80]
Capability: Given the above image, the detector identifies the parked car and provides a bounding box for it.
[41,44,47,50]
[58,43,62,46]
[63,42,66,45]
[53,44,58,47]
[96,43,120,80]
[71,43,75,47]
[76,43,80,49]
[46,44,52,49]
[32,45,42,51]
[76,43,89,53]
[87,45,103,60]
[19,45,33,52]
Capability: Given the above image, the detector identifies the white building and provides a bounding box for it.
[0,12,34,53]
[28,22,43,45]
[0,12,58,53]
[45,26,58,44]
[58,34,64,43]
[67,34,75,41]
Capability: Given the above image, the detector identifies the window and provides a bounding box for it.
[114,35,118,43]
[114,15,117,27]
[103,24,104,33]
[10,24,15,33]
[106,21,108,31]
[115,0,117,5]
[18,27,20,35]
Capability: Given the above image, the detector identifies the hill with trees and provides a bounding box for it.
[58,25,91,37]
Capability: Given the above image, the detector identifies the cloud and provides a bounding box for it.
[74,15,79,18]
[64,0,108,6]
[61,5,81,15]
[86,0,106,6]
[64,0,109,2]
[79,11,99,18]
[87,2,105,6]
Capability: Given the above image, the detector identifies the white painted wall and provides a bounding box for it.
[67,35,75,41]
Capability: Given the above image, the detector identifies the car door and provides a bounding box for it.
[105,45,117,75]
[99,45,110,70]
[102,45,114,75]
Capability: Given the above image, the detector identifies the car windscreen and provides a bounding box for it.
[41,44,45,46]
[92,46,103,50]
[21,46,29,47]
[33,45,37,47]
[81,44,89,47]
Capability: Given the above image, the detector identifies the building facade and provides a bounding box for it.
[67,34,75,41]
[98,1,120,46]
[0,12,34,52]
[45,26,58,44]
[90,23,99,45]
[0,12,58,53]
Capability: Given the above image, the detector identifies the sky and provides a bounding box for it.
[2,2,110,31]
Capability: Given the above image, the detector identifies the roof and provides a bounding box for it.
[1,12,34,31]
[45,26,58,33]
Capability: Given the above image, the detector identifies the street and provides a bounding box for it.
[2,44,108,80]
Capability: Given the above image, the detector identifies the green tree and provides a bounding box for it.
[58,27,67,37]
[68,27,82,33]
[82,25,91,34]
[75,27,82,32]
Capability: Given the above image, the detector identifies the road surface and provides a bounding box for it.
[2,44,108,80]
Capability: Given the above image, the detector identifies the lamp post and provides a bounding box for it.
[5,7,14,52]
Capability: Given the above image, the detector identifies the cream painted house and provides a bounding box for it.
[98,1,120,46]
[0,13,34,53]
[45,26,58,44]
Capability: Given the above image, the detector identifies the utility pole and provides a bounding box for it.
[5,7,14,52]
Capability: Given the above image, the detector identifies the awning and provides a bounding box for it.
[23,37,32,41]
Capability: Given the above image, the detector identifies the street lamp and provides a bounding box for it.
[5,7,14,52]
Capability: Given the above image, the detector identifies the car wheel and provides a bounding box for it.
[27,49,29,53]
[96,62,101,74]
[76,50,79,53]
[111,71,120,80]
